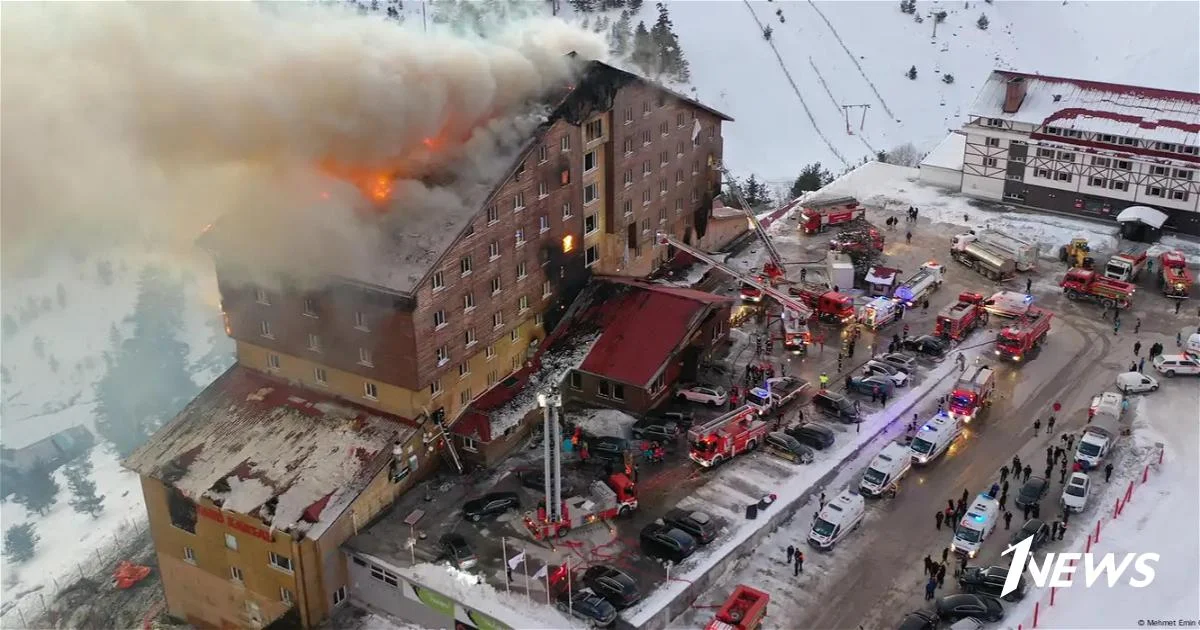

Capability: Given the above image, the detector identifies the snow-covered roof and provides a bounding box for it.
[969,70,1200,147]
[920,132,966,171]
[1116,205,1168,228]
[124,366,419,539]
[801,161,915,206]
[866,266,900,285]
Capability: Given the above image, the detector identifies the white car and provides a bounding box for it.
[863,360,909,387]
[1152,354,1200,377]
[1116,371,1158,394]
[675,385,727,406]
[1062,472,1090,513]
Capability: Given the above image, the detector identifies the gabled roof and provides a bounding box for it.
[577,279,732,387]
[969,70,1200,146]
[124,366,419,539]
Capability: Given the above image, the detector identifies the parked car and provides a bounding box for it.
[848,374,896,397]
[581,565,641,609]
[812,390,860,422]
[1009,518,1051,550]
[1152,354,1200,377]
[902,335,948,357]
[1015,476,1049,509]
[462,492,520,522]
[437,533,477,569]
[934,593,1004,623]
[785,423,836,450]
[959,566,1027,602]
[663,508,720,545]
[589,436,629,463]
[517,470,577,497]
[656,410,695,429]
[876,352,919,374]
[863,360,909,387]
[631,417,679,440]
[947,618,984,630]
[639,523,697,563]
[556,588,617,628]
[1062,472,1091,513]
[1116,371,1158,394]
[764,431,814,464]
[896,609,939,630]
[675,384,728,406]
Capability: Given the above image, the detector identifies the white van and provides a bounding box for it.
[950,494,1000,558]
[1089,391,1125,418]
[808,490,866,550]
[908,412,963,465]
[1186,333,1200,360]
[1116,372,1158,394]
[1153,354,1200,377]
[860,442,912,498]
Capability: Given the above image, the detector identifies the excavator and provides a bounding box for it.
[1058,238,1095,269]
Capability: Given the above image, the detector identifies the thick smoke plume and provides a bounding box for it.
[1,2,607,285]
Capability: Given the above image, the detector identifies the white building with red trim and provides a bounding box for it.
[958,70,1200,236]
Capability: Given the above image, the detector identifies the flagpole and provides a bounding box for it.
[544,563,551,605]
[502,537,510,594]
[566,556,573,617]
[523,548,531,602]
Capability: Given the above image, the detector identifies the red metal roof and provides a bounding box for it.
[579,282,731,387]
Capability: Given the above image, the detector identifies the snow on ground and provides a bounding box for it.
[663,1,1198,183]
[1008,375,1200,629]
[570,407,638,439]
[397,562,584,630]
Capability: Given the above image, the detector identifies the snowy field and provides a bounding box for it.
[0,251,233,620]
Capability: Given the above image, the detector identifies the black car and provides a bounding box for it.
[462,492,520,522]
[631,417,679,440]
[812,390,860,422]
[589,436,629,463]
[764,432,815,464]
[663,508,719,544]
[935,593,1004,623]
[902,335,948,357]
[959,566,1027,602]
[785,423,836,450]
[437,533,477,569]
[640,523,697,563]
[1015,476,1049,508]
[517,470,576,497]
[581,565,641,609]
[1010,518,1051,550]
[877,352,919,374]
[656,410,695,428]
[557,588,617,628]
[896,609,939,630]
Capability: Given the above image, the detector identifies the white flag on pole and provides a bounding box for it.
[692,118,702,142]
[533,564,549,579]
[507,551,527,570]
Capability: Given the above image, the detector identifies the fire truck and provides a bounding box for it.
[935,292,989,341]
[705,585,770,630]
[1159,250,1193,298]
[948,366,995,423]
[799,196,864,235]
[1103,243,1150,282]
[893,262,945,307]
[658,234,814,352]
[524,473,638,539]
[1060,269,1136,310]
[829,221,885,255]
[787,284,855,324]
[717,164,790,299]
[859,296,901,330]
[994,306,1053,362]
[688,406,771,468]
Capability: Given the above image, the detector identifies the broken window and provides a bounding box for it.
[167,487,197,534]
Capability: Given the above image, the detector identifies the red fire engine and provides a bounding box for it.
[705,585,770,630]
[1060,269,1136,310]
[935,292,990,341]
[1159,250,1193,298]
[787,284,855,324]
[994,306,1053,362]
[948,366,995,422]
[800,196,864,234]
[524,473,637,539]
[688,406,771,468]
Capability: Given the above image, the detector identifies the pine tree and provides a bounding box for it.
[568,0,595,12]
[609,11,632,55]
[790,163,833,198]
[3,523,38,564]
[743,175,763,207]
[906,65,918,80]
[11,466,59,516]
[64,456,106,518]
[650,3,689,82]
[631,21,657,75]
[628,0,643,11]
[977,13,989,29]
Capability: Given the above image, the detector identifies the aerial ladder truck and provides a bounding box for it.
[657,233,813,353]
[715,163,789,301]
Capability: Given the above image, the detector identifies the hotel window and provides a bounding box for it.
[642,100,651,115]
[364,382,378,400]
[642,160,651,176]
[517,261,528,280]
[585,245,599,267]
[986,118,1003,128]
[1056,150,1074,161]
[255,288,270,305]
[1099,134,1117,144]
[464,292,476,311]
[676,141,685,156]
[510,329,519,342]
[983,158,997,168]
[1115,160,1132,171]
[230,566,244,582]
[675,199,684,214]
[534,313,544,327]
[1110,180,1128,191]
[515,162,525,179]
[358,347,373,367]
[560,135,570,152]
[538,145,548,163]
[513,192,525,211]
[659,178,668,195]
[659,121,669,136]
[1036,148,1054,158]
[677,112,686,127]
[260,321,273,339]
[354,311,369,331]
[560,168,570,186]
[225,534,239,551]
[303,298,318,317]
[1054,171,1072,182]
[543,280,552,298]
[985,137,1000,147]
[487,204,499,224]
[334,586,347,606]
[538,181,548,198]
[623,137,634,155]
[1120,137,1137,146]
[623,199,633,216]
[1034,168,1051,179]
[487,370,498,387]
[1170,190,1189,201]
[269,552,293,573]
[624,169,633,187]
[585,119,603,142]
[436,345,449,366]
[1145,185,1164,197]
[643,189,652,205]
[1174,169,1194,181]
[485,344,496,360]
[464,327,477,347]
[1089,176,1107,188]
[184,547,196,564]
[493,312,504,329]
[307,333,321,352]
[511,355,520,371]
[267,353,280,370]
[562,202,573,218]
[641,218,651,234]
[1150,165,1169,176]
[460,255,473,276]
[432,271,445,291]
[519,295,530,312]
[433,310,446,329]
[515,228,526,247]
[642,129,652,145]
[584,183,598,205]
[491,276,502,295]
[539,215,550,233]
[624,107,634,123]
[430,379,443,396]
[584,150,597,173]
[659,151,669,166]
[314,367,327,385]
[569,372,582,390]
[458,362,470,378]
[460,388,472,406]
[585,214,598,235]
[659,208,668,224]
[281,588,294,605]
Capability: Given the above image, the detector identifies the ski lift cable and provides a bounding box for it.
[805,0,898,121]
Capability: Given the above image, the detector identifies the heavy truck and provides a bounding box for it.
[893,261,945,307]
[994,306,1053,362]
[948,366,996,423]
[745,376,809,414]
[950,238,1017,281]
[787,284,856,324]
[1075,400,1123,471]
[935,292,990,341]
[524,473,638,539]
[688,406,772,468]
[799,196,864,234]
[952,229,1038,271]
[1159,250,1193,298]
[1060,269,1136,309]
[706,585,770,630]
[1103,243,1151,282]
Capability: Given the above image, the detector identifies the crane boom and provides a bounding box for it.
[656,233,813,322]
[716,163,785,273]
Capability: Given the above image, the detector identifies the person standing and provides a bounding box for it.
[1023,464,1032,482]
[1013,455,1022,475]
[787,545,795,563]
[998,492,1008,512]
[1139,357,1145,373]
[1033,418,1041,436]
[1004,510,1013,530]
[1175,300,1182,315]
[1105,462,1114,482]
[1135,319,1142,334]
[924,555,934,575]
[906,231,913,245]
[1000,465,1010,484]
[1023,504,1032,521]
[936,563,946,587]
[795,551,804,575]
[925,576,937,600]
[1033,503,1041,519]
[1026,277,1033,294]
[881,390,890,406]
[1048,415,1056,434]
[935,510,944,530]
[1134,341,1142,356]
[942,547,949,564]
